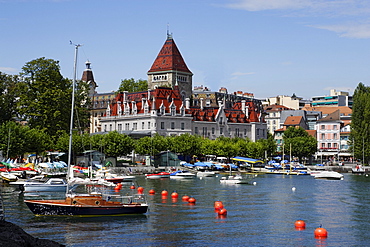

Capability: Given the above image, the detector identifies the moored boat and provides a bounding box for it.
[1,172,18,182]
[196,171,216,177]
[312,171,344,180]
[352,165,366,174]
[220,175,252,184]
[23,178,68,192]
[24,184,148,216]
[170,170,196,179]
[145,172,170,179]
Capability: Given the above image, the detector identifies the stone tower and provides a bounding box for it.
[147,32,193,100]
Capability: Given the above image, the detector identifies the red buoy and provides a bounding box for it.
[295,220,306,230]
[171,191,178,198]
[161,190,168,196]
[218,208,227,215]
[214,201,224,211]
[114,185,121,191]
[188,197,196,203]
[137,187,144,193]
[314,227,328,238]
[130,185,135,189]
[182,195,190,201]
[148,189,155,195]
[117,183,122,188]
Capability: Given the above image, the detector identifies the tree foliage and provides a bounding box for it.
[351,82,370,163]
[0,72,19,124]
[117,78,148,93]
[17,57,90,140]
[283,126,317,163]
[102,131,134,157]
[0,122,27,158]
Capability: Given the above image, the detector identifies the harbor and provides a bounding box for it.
[1,172,370,246]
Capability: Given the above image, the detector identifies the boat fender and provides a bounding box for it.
[95,201,100,205]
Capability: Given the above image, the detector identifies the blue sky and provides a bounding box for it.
[1,0,370,100]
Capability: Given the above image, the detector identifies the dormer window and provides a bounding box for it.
[170,103,176,116]
[160,104,165,115]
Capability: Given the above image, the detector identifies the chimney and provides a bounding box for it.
[185,98,190,109]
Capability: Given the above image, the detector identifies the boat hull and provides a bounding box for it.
[312,171,344,180]
[24,200,148,216]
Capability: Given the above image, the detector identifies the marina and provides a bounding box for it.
[1,172,370,246]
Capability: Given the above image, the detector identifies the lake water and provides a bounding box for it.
[2,173,370,246]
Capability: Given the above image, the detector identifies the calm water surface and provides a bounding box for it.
[2,173,370,246]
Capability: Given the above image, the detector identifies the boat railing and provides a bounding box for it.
[104,193,147,204]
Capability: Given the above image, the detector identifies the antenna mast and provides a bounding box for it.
[68,41,81,180]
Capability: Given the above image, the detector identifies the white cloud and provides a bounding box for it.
[226,0,310,11]
[225,0,370,38]
[0,67,17,73]
[313,23,370,38]
[231,71,255,76]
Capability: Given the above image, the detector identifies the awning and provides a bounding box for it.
[232,157,263,164]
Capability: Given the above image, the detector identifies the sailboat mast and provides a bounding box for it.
[68,43,80,180]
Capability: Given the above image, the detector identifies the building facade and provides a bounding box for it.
[99,33,267,141]
[312,89,353,108]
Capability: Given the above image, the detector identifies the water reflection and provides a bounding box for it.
[2,173,370,246]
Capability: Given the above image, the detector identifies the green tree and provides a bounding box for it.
[151,134,169,154]
[24,127,52,156]
[283,126,317,163]
[17,57,90,140]
[117,78,148,93]
[0,121,28,158]
[213,136,240,160]
[0,72,19,124]
[134,136,153,156]
[168,134,203,157]
[351,82,370,163]
[257,133,277,160]
[102,131,134,157]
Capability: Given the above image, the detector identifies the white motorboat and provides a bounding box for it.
[220,175,251,184]
[352,165,366,174]
[196,171,216,177]
[312,171,344,180]
[170,170,196,179]
[145,172,171,179]
[94,170,136,183]
[23,178,68,192]
[1,172,18,182]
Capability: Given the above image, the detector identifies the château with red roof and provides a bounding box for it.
[98,33,267,141]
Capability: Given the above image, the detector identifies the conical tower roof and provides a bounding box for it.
[81,60,95,83]
[148,34,192,74]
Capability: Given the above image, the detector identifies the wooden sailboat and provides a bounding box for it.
[24,44,148,216]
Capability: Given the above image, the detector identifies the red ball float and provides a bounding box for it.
[130,185,135,189]
[114,185,121,191]
[314,226,328,239]
[137,187,144,193]
[182,195,190,201]
[218,208,227,215]
[188,197,196,203]
[161,190,168,196]
[148,189,155,195]
[171,191,178,198]
[295,220,306,230]
[214,201,224,211]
